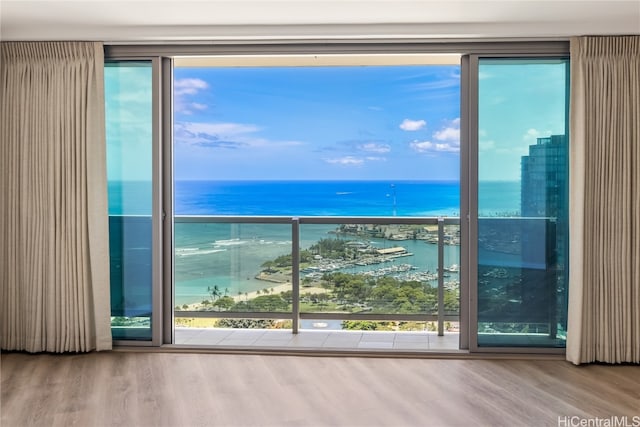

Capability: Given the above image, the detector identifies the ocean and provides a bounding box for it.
[109,180,521,307]
[174,180,462,217]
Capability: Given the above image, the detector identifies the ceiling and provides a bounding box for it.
[1,0,639,42]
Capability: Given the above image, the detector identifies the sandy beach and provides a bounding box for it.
[181,283,328,311]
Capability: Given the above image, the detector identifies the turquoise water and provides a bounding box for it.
[174,222,460,305]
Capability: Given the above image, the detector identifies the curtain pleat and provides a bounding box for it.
[567,36,640,364]
[0,42,112,352]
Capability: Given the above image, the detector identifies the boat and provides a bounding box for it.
[444,264,459,273]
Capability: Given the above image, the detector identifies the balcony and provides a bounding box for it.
[173,216,461,352]
[110,214,565,350]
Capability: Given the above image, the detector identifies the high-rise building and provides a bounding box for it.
[521,134,568,218]
[520,134,569,335]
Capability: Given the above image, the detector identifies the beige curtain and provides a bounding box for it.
[0,42,112,352]
[567,36,640,364]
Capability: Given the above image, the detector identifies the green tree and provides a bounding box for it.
[261,260,277,271]
[213,296,235,311]
[273,254,293,267]
[300,249,313,263]
[207,285,222,301]
[310,238,348,259]
[245,295,289,312]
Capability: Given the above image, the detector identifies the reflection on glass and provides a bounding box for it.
[106,62,153,340]
[477,58,569,347]
[174,223,293,318]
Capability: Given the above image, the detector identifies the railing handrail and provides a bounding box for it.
[174,215,461,225]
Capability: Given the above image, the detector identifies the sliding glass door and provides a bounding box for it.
[473,57,569,349]
[104,42,571,353]
[105,60,161,343]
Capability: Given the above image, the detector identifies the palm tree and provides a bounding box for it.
[207,285,222,301]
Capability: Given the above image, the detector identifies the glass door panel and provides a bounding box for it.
[105,61,154,341]
[476,58,569,348]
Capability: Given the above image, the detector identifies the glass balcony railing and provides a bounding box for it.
[477,217,568,347]
[174,216,460,335]
[110,214,565,346]
[109,214,152,340]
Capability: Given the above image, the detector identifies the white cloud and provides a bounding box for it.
[412,117,460,153]
[433,127,459,142]
[358,143,391,153]
[365,156,386,162]
[410,141,434,152]
[524,128,541,140]
[174,78,209,96]
[184,122,260,135]
[174,78,210,114]
[410,140,459,153]
[175,121,302,149]
[325,156,365,165]
[523,128,553,142]
[399,119,427,131]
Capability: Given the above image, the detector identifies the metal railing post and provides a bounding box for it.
[291,218,300,334]
[437,217,445,336]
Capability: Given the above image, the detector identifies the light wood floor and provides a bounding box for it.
[2,351,639,427]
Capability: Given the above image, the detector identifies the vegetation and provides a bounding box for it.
[341,321,443,331]
[232,294,289,312]
[181,234,464,332]
[217,319,278,329]
[309,238,349,258]
[320,273,459,315]
[111,316,150,327]
[213,296,235,311]
[261,250,313,270]
[185,273,459,317]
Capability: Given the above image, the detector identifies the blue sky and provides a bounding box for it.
[478,59,568,181]
[173,65,461,181]
[105,63,153,182]
[105,59,568,183]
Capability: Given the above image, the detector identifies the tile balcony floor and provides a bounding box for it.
[174,328,461,352]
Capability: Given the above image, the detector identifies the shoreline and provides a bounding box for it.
[180,283,328,312]
[174,220,462,310]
